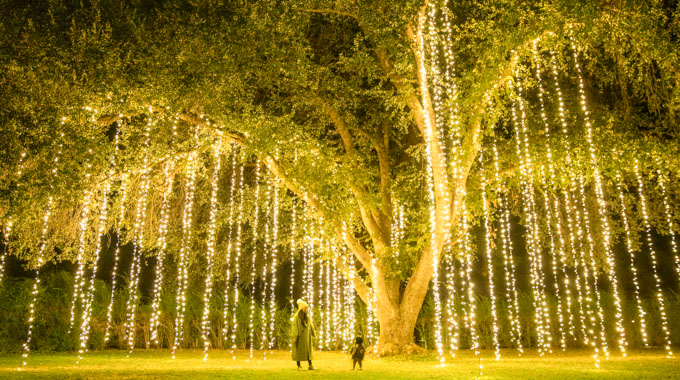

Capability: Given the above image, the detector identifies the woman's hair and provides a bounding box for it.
[355,336,364,345]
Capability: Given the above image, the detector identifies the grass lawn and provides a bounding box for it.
[0,348,678,379]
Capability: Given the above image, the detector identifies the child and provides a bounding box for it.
[349,336,366,370]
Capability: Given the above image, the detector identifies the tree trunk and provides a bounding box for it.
[371,288,425,356]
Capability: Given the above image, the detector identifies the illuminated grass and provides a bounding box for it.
[0,349,678,379]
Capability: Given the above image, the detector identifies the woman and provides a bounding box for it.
[291,299,316,370]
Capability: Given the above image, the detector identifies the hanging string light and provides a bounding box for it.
[575,175,606,366]
[480,153,500,360]
[18,128,65,371]
[443,251,459,356]
[633,159,673,358]
[317,237,325,350]
[564,186,591,348]
[69,108,99,335]
[567,186,596,351]
[324,240,332,350]
[76,124,122,363]
[248,159,262,360]
[491,139,523,353]
[228,152,245,359]
[543,188,575,347]
[417,3,447,364]
[149,117,179,347]
[345,250,357,346]
[615,170,648,346]
[1,149,27,286]
[332,249,341,348]
[656,163,680,284]
[260,176,273,353]
[268,178,280,352]
[69,158,95,336]
[220,147,238,350]
[570,41,628,356]
[367,256,379,349]
[149,159,176,347]
[171,146,199,359]
[549,50,588,346]
[510,79,551,355]
[290,198,298,323]
[307,214,316,323]
[104,174,129,344]
[200,141,223,361]
[462,203,481,373]
[125,111,153,357]
[532,41,567,350]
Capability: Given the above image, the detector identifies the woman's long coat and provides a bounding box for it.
[290,310,315,361]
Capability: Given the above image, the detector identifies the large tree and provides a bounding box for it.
[1,0,679,353]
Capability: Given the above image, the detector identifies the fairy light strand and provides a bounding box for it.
[549,50,588,346]
[492,139,523,353]
[229,153,245,359]
[615,170,648,346]
[260,176,273,353]
[171,147,199,358]
[656,163,680,286]
[571,41,627,356]
[68,157,95,336]
[248,159,262,360]
[201,141,223,361]
[149,159,176,347]
[634,159,673,358]
[532,41,567,350]
[480,153,500,360]
[417,4,447,364]
[268,178,280,352]
[462,203,481,373]
[104,175,129,344]
[510,79,551,355]
[76,124,121,363]
[0,149,27,286]
[124,111,153,357]
[221,147,238,351]
[575,175,606,366]
[18,129,65,371]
